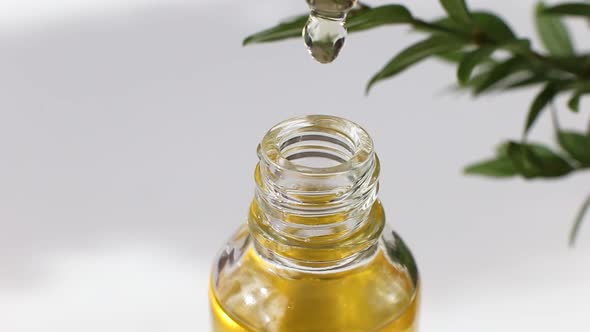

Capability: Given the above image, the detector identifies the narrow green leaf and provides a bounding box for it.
[557,130,590,165]
[496,141,511,157]
[347,5,413,32]
[543,3,590,17]
[568,91,581,112]
[498,39,532,55]
[440,0,473,26]
[243,5,413,46]
[570,192,590,246]
[524,83,559,135]
[436,50,467,63]
[466,140,573,179]
[506,142,537,178]
[472,12,517,42]
[463,69,492,89]
[457,46,495,84]
[243,15,308,45]
[457,39,529,86]
[535,2,575,57]
[507,141,573,178]
[464,157,517,177]
[366,36,464,93]
[567,82,590,111]
[415,17,468,36]
[504,74,547,90]
[473,57,527,95]
[426,11,515,40]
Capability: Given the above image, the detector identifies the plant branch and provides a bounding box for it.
[243,1,590,245]
[411,16,580,78]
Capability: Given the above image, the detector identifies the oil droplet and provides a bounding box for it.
[303,0,356,63]
[303,14,346,64]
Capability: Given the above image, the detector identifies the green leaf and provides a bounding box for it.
[465,140,573,179]
[566,85,590,112]
[473,57,527,95]
[457,40,530,86]
[366,36,464,93]
[243,5,413,46]
[463,69,492,89]
[429,11,515,41]
[535,2,575,57]
[243,15,308,45]
[568,91,581,112]
[472,12,517,42]
[504,74,547,90]
[543,3,590,17]
[557,130,590,165]
[464,157,517,177]
[457,46,495,84]
[567,82,590,112]
[440,0,473,26]
[347,5,413,32]
[496,141,511,157]
[507,141,573,178]
[570,192,590,246]
[497,39,532,55]
[524,83,559,135]
[414,17,468,37]
[436,50,467,63]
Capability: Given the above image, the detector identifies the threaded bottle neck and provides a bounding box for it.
[250,115,383,269]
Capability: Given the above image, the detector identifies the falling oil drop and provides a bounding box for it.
[303,0,356,64]
[303,14,346,64]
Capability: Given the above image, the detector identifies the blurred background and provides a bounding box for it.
[0,0,589,331]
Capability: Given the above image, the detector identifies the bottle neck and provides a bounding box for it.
[249,115,383,270]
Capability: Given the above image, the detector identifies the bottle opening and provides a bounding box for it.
[281,133,354,168]
[259,115,373,174]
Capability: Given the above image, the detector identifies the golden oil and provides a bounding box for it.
[210,247,418,332]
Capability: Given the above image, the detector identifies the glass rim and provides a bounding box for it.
[258,114,375,175]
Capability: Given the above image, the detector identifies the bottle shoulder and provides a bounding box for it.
[210,225,418,332]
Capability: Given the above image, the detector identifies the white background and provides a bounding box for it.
[0,0,589,331]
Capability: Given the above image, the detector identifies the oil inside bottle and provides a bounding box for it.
[209,202,419,332]
[209,226,419,332]
[303,0,357,63]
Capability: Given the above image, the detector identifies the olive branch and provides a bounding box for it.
[244,0,590,245]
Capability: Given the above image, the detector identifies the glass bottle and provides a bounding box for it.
[209,115,419,332]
